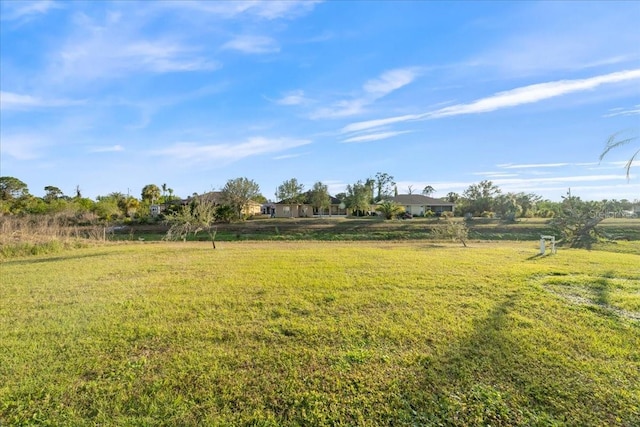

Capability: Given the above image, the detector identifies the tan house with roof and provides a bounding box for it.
[274,193,348,218]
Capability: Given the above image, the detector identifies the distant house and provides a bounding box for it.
[261,203,276,216]
[392,194,455,216]
[274,193,348,218]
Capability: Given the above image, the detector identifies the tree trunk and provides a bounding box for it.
[210,227,217,249]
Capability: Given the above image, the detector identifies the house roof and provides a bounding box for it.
[393,194,454,206]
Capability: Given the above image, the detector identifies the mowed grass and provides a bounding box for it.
[1,241,639,426]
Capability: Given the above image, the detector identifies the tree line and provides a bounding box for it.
[0,174,637,225]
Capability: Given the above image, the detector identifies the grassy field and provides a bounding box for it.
[1,241,639,426]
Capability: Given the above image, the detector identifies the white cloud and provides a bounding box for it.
[342,130,412,143]
[0,133,49,160]
[430,69,640,118]
[472,172,520,178]
[155,137,311,162]
[363,68,417,97]
[0,91,84,110]
[341,113,424,133]
[1,0,62,21]
[310,99,367,119]
[604,104,640,117]
[162,0,321,20]
[89,145,124,153]
[49,15,220,81]
[342,69,640,133]
[497,162,570,169]
[312,67,418,119]
[491,174,630,186]
[275,90,309,106]
[222,35,280,54]
[273,152,307,160]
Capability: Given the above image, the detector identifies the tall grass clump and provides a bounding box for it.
[0,214,106,258]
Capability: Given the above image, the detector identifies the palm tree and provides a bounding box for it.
[376,201,403,220]
[600,131,638,180]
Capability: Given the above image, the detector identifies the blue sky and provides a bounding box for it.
[1,0,639,202]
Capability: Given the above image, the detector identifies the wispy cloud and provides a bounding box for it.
[48,14,220,81]
[311,67,418,119]
[162,0,321,20]
[491,174,629,186]
[472,172,520,178]
[273,152,308,160]
[89,145,124,153]
[430,69,640,118]
[222,35,280,54]
[311,100,367,119]
[497,162,570,169]
[55,39,219,80]
[363,69,417,97]
[155,137,311,162]
[342,69,640,133]
[1,0,62,21]
[341,113,423,133]
[0,91,84,111]
[274,90,309,106]
[604,104,640,117]
[0,133,49,160]
[342,130,412,143]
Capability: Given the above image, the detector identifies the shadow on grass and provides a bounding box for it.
[402,291,634,425]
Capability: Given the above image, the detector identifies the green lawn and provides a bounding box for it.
[1,241,639,426]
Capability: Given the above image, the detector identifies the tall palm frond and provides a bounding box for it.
[599,131,638,180]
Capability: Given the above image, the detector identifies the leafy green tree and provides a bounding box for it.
[0,176,29,201]
[462,180,501,216]
[309,181,330,216]
[345,180,373,216]
[600,131,638,180]
[445,192,459,203]
[214,204,235,224]
[334,192,347,202]
[534,200,561,218]
[94,196,121,221]
[374,172,395,202]
[221,177,261,220]
[276,178,305,217]
[494,193,521,220]
[376,201,403,220]
[43,186,64,202]
[515,192,541,218]
[422,185,436,197]
[141,184,161,204]
[252,194,268,204]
